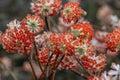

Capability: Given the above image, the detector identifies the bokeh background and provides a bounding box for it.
[0,0,120,80]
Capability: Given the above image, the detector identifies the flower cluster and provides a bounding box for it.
[81,52,106,72]
[106,29,120,52]
[1,0,120,80]
[22,14,44,34]
[58,56,78,70]
[31,0,62,16]
[2,14,45,55]
[71,21,94,41]
[2,20,34,55]
[61,2,85,23]
[47,33,74,55]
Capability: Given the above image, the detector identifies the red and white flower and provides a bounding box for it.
[106,28,120,52]
[61,2,85,23]
[58,56,78,70]
[47,33,74,55]
[2,24,34,55]
[71,21,94,41]
[81,52,106,72]
[30,0,62,16]
[22,14,44,34]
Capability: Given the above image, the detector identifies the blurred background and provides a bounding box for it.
[0,0,120,80]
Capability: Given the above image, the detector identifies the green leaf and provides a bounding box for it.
[72,29,80,37]
[78,48,84,53]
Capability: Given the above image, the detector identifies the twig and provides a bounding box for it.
[39,53,54,79]
[74,57,91,76]
[48,70,56,80]
[54,55,65,70]
[53,54,59,69]
[71,70,87,79]
[48,55,65,80]
[33,39,47,78]
[49,17,61,33]
[45,17,51,31]
[29,51,38,80]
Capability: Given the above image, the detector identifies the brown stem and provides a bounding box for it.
[74,57,91,76]
[48,55,65,80]
[45,17,51,31]
[104,48,108,55]
[33,39,47,78]
[49,17,61,33]
[53,54,59,69]
[71,70,87,79]
[48,70,56,80]
[29,57,38,80]
[39,53,54,79]
[54,55,65,70]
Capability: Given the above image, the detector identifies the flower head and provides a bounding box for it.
[38,48,56,66]
[73,39,95,58]
[58,56,78,70]
[106,28,120,52]
[2,25,34,55]
[81,52,106,72]
[22,14,44,34]
[61,2,85,23]
[47,33,74,55]
[30,0,62,16]
[35,31,52,45]
[71,21,94,41]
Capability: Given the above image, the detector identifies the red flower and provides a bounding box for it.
[38,48,56,66]
[2,25,34,55]
[71,21,94,41]
[61,2,85,23]
[31,0,62,16]
[58,56,78,70]
[106,29,120,52]
[48,33,74,55]
[73,39,95,58]
[81,52,106,72]
[22,14,44,34]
